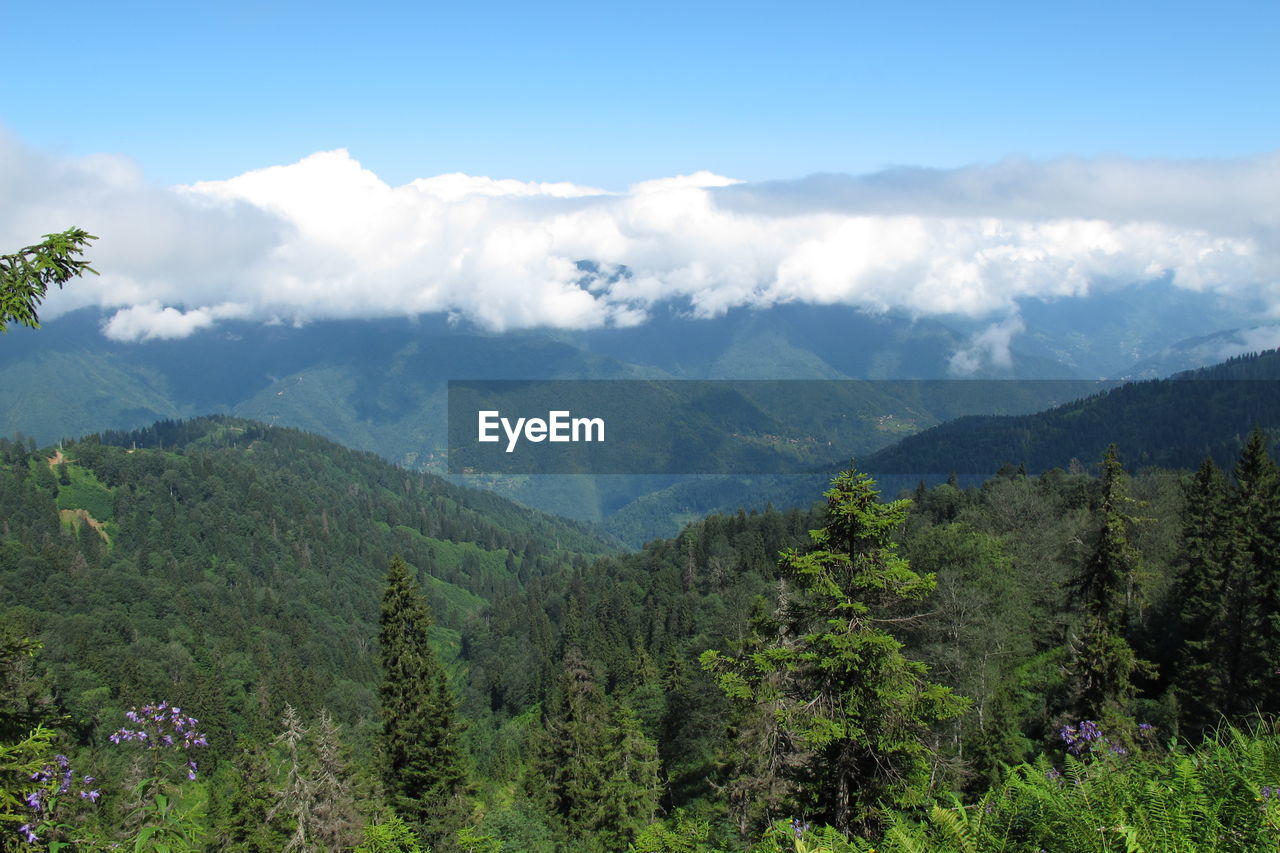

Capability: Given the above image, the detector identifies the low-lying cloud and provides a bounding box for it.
[2,129,1277,343]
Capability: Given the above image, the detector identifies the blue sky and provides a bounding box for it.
[4,1,1279,344]
[5,1,1278,188]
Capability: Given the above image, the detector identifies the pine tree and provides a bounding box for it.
[215,741,291,853]
[702,467,968,837]
[532,649,661,852]
[1064,445,1154,724]
[312,710,359,851]
[1173,458,1239,733]
[1235,429,1280,712]
[378,555,468,849]
[593,704,661,851]
[1170,432,1280,729]
[269,704,318,853]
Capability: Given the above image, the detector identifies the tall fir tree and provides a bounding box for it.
[702,467,967,838]
[1235,429,1280,712]
[213,741,291,853]
[1064,445,1154,724]
[531,649,661,852]
[1173,458,1238,734]
[378,555,468,850]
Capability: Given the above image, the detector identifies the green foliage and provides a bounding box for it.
[1170,430,1280,732]
[0,228,98,332]
[4,408,1280,850]
[0,724,55,841]
[212,742,291,853]
[379,555,469,849]
[631,809,737,852]
[356,813,427,853]
[52,462,115,524]
[1065,445,1154,722]
[1232,430,1280,712]
[126,786,204,853]
[752,819,875,853]
[702,468,968,837]
[531,650,661,851]
[455,823,503,853]
[866,350,1280,477]
[882,722,1280,852]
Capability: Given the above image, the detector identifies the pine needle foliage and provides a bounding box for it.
[0,228,98,332]
[379,555,468,850]
[702,468,968,838]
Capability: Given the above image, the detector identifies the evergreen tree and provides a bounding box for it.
[1064,445,1154,724]
[311,710,359,851]
[0,228,97,331]
[213,742,290,853]
[1234,429,1280,712]
[702,468,967,837]
[532,649,661,852]
[269,704,319,853]
[378,555,468,849]
[594,704,661,851]
[1173,458,1239,733]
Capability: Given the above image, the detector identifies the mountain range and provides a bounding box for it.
[0,283,1268,541]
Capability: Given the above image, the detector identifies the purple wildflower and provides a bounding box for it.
[1059,720,1108,756]
[111,703,207,753]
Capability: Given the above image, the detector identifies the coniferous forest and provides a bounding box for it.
[8,6,1280,849]
[2,409,1279,851]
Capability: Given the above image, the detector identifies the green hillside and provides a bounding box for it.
[865,349,1280,477]
[0,417,610,751]
[5,408,1280,850]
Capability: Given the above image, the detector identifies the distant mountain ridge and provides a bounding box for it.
[0,286,1260,539]
[862,349,1280,477]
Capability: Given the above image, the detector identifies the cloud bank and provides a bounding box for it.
[2,129,1277,343]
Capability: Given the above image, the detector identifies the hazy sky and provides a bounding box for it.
[6,1,1277,187]
[3,1,1278,342]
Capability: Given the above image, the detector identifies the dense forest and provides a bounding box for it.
[865,350,1280,476]
[3,413,1280,851]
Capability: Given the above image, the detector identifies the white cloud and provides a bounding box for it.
[1212,325,1280,362]
[949,315,1027,375]
[3,127,1278,342]
[101,302,249,341]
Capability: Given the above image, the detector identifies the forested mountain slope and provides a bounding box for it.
[5,411,1280,850]
[0,417,609,757]
[864,348,1280,476]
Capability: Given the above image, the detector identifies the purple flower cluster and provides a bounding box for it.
[790,817,810,838]
[1059,720,1104,756]
[109,702,209,760]
[1058,720,1152,757]
[20,754,99,844]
